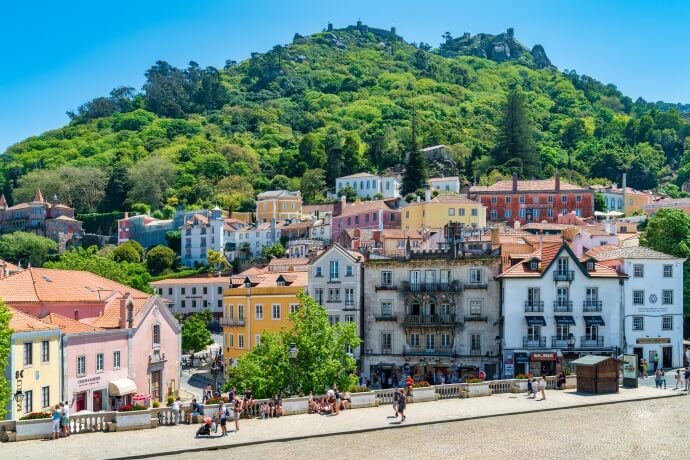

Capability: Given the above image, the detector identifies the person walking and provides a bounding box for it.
[397,388,406,422]
[51,405,61,440]
[539,375,547,400]
[233,397,243,432]
[171,397,181,425]
[675,370,682,389]
[217,402,229,436]
[654,368,663,389]
[684,368,690,392]
[527,376,535,399]
[61,401,71,437]
[391,388,400,417]
[642,360,649,379]
[333,384,341,416]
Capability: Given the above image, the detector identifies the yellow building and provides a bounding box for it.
[256,190,303,223]
[6,308,61,420]
[223,271,308,362]
[402,194,487,231]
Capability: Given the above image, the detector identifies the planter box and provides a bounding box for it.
[411,386,436,403]
[511,380,529,393]
[349,391,377,409]
[282,397,309,415]
[115,410,151,432]
[466,382,491,397]
[16,418,53,441]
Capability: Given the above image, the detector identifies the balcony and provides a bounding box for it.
[402,314,456,326]
[220,319,244,327]
[523,336,546,348]
[464,282,488,290]
[375,284,397,291]
[381,348,392,355]
[580,336,605,348]
[464,315,488,322]
[374,314,397,322]
[524,301,544,312]
[343,302,356,311]
[553,271,575,281]
[553,301,573,312]
[550,336,573,348]
[402,281,457,293]
[403,346,455,357]
[583,300,603,312]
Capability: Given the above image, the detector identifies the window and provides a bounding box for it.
[365,214,370,223]
[390,214,396,222]
[41,386,50,409]
[218,287,222,295]
[505,196,511,203]
[557,257,569,274]
[576,195,582,203]
[441,334,451,348]
[227,334,234,347]
[459,208,466,216]
[192,287,197,295]
[238,334,245,348]
[527,325,541,340]
[470,334,481,353]
[547,196,553,203]
[346,265,354,277]
[330,261,340,280]
[469,300,482,316]
[24,390,33,413]
[409,333,420,347]
[586,287,598,302]
[586,261,594,271]
[191,300,197,308]
[23,343,32,366]
[328,288,341,302]
[345,314,354,323]
[471,208,477,217]
[152,324,161,346]
[491,196,497,204]
[633,264,644,278]
[290,304,299,314]
[77,356,86,376]
[663,265,673,278]
[373,212,378,222]
[328,315,339,325]
[519,209,526,218]
[632,317,644,331]
[381,271,392,286]
[585,325,598,340]
[41,341,49,363]
[561,195,568,203]
[238,305,244,322]
[504,210,512,218]
[354,216,359,225]
[425,334,435,351]
[96,353,104,372]
[561,208,567,216]
[381,332,392,353]
[314,288,324,304]
[663,290,673,305]
[662,316,673,330]
[113,351,121,369]
[469,268,483,284]
[255,334,261,346]
[519,196,525,204]
[633,290,644,305]
[547,209,553,218]
[448,208,456,216]
[181,300,186,309]
[380,301,393,317]
[217,299,222,309]
[345,288,354,306]
[272,304,281,320]
[556,324,570,340]
[255,304,264,320]
[227,305,234,322]
[528,287,540,305]
[490,210,497,219]
[440,303,452,316]
[533,209,540,219]
[74,311,79,321]
[203,287,208,295]
[181,287,186,295]
[533,196,540,204]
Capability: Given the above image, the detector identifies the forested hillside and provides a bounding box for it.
[3,25,690,215]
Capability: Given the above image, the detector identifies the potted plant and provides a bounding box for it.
[114,404,150,431]
[511,374,530,393]
[411,381,436,402]
[16,412,52,441]
[466,378,491,397]
[348,386,377,408]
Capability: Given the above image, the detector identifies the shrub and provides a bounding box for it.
[152,401,160,408]
[514,373,529,380]
[467,378,483,384]
[205,397,224,405]
[117,404,146,412]
[412,381,431,388]
[19,411,51,420]
[167,396,175,405]
[350,386,370,393]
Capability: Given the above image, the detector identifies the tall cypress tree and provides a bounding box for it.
[494,88,541,178]
[401,112,428,195]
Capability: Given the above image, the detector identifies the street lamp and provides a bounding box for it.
[210,363,221,395]
[566,334,576,374]
[495,336,503,379]
[13,390,24,412]
[288,343,299,396]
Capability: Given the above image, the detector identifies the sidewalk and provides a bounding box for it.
[4,386,682,460]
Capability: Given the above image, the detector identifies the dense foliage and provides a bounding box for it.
[0,232,57,267]
[0,300,11,419]
[224,292,360,398]
[181,311,213,352]
[3,27,690,213]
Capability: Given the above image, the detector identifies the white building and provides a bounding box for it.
[335,173,400,199]
[428,177,461,194]
[223,221,282,262]
[591,246,685,370]
[150,275,229,320]
[308,245,364,362]
[498,243,624,378]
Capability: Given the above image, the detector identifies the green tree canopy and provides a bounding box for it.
[261,242,285,260]
[0,232,58,267]
[493,87,541,178]
[112,240,145,263]
[401,114,428,195]
[181,312,213,353]
[300,168,327,203]
[640,209,690,258]
[0,300,11,419]
[146,245,176,274]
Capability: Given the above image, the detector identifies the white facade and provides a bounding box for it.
[181,210,225,267]
[151,277,229,320]
[223,222,282,261]
[308,245,363,361]
[593,247,685,370]
[335,173,400,199]
[500,244,623,378]
[428,177,460,194]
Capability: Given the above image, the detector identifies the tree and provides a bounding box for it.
[165,230,182,253]
[261,242,285,260]
[640,209,690,258]
[0,232,57,267]
[100,163,131,212]
[127,156,176,209]
[336,185,358,202]
[401,113,428,195]
[146,245,176,274]
[300,168,327,203]
[324,127,344,186]
[493,88,541,178]
[181,312,213,353]
[594,192,607,213]
[627,143,665,190]
[207,249,228,272]
[112,240,144,263]
[224,292,360,398]
[298,134,325,169]
[0,299,11,419]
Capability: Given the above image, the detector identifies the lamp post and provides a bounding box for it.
[495,336,503,379]
[210,363,221,395]
[288,342,299,396]
[14,390,24,413]
[567,334,576,374]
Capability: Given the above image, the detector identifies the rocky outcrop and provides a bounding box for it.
[530,44,553,69]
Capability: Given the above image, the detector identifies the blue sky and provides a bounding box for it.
[1,0,689,152]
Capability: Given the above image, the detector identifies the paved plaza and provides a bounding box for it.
[3,385,685,460]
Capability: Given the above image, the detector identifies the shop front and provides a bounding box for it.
[369,360,483,388]
[529,352,561,376]
[513,352,530,376]
[108,378,137,410]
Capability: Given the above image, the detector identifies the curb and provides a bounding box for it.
[106,392,684,460]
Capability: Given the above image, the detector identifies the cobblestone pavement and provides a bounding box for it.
[164,396,690,460]
[3,386,684,460]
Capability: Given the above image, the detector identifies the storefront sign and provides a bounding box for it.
[514,353,529,364]
[77,375,101,387]
[635,338,670,344]
[622,354,638,388]
[531,352,558,361]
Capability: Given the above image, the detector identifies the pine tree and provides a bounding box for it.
[401,113,428,195]
[494,88,541,178]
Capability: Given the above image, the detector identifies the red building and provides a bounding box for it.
[470,173,593,225]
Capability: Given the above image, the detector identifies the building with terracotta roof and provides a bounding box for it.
[428,176,461,194]
[402,191,487,231]
[151,275,231,320]
[470,173,593,225]
[497,242,625,378]
[337,228,444,257]
[5,307,61,420]
[591,183,652,214]
[222,271,308,362]
[0,190,82,246]
[331,198,401,242]
[643,197,690,216]
[256,190,303,223]
[335,173,400,199]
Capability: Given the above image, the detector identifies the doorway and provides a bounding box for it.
[92,390,103,412]
[662,346,673,369]
[76,392,87,412]
[151,370,162,402]
[633,347,643,373]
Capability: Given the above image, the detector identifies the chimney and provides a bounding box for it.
[622,172,627,214]
[555,172,561,192]
[490,227,500,246]
[512,173,518,192]
[119,294,130,329]
[416,195,421,203]
[341,195,347,208]
[425,189,431,203]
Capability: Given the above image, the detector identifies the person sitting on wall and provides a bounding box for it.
[557,372,566,390]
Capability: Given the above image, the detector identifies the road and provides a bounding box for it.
[160,396,690,460]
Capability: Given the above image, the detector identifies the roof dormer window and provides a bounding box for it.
[529,261,538,271]
[586,261,594,271]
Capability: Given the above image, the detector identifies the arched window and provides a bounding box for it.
[153,324,161,346]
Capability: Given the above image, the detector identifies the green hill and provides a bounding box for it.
[3,23,690,214]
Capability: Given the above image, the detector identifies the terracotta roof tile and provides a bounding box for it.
[338,200,397,217]
[151,276,232,286]
[91,296,151,329]
[41,312,102,333]
[471,178,587,193]
[9,307,59,333]
[498,243,621,278]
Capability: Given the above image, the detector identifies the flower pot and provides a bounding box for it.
[282,396,309,415]
[512,380,529,393]
[411,386,436,402]
[466,382,491,397]
[15,418,53,441]
[349,391,377,408]
[115,410,151,432]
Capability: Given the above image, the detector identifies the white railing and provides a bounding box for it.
[488,380,514,394]
[373,388,397,404]
[435,383,465,399]
[545,375,558,389]
[152,407,189,425]
[69,412,114,433]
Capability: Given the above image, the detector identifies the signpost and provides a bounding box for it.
[622,354,638,388]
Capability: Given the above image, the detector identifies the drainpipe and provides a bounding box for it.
[359,261,365,374]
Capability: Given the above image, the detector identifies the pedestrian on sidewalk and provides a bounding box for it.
[654,368,663,389]
[684,368,690,391]
[675,370,682,389]
[61,401,71,436]
[188,398,201,424]
[397,388,406,422]
[233,397,243,431]
[539,375,547,400]
[527,376,535,399]
[642,360,648,379]
[172,397,181,425]
[391,388,400,417]
[217,402,229,436]
[227,386,236,404]
[51,405,61,440]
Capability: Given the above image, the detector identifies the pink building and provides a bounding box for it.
[331,199,401,242]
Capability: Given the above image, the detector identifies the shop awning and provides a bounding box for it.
[514,352,529,364]
[108,378,137,396]
[525,316,546,326]
[584,316,605,326]
[555,316,576,326]
[531,352,558,362]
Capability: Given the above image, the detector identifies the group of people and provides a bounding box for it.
[307,384,351,415]
[50,401,71,440]
[674,368,690,390]
[390,388,407,422]
[526,375,548,400]
[259,394,284,419]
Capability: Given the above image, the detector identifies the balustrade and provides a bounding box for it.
[435,383,465,399]
[69,412,114,433]
[488,380,513,394]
